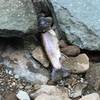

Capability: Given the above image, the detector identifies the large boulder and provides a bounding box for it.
[0,0,37,37]
[47,0,100,50]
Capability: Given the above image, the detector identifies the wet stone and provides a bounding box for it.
[4,92,17,100]
[86,62,100,91]
[16,90,30,100]
[31,85,71,100]
[31,46,49,68]
[0,0,37,37]
[79,93,100,100]
[61,45,80,57]
[48,0,100,50]
[62,53,89,73]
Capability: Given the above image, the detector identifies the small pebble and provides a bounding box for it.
[25,86,32,90]
[34,84,41,90]
[16,90,30,100]
[61,45,80,56]
[19,85,24,89]
[8,70,13,75]
[12,82,16,86]
[14,74,19,79]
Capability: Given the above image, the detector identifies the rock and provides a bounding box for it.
[31,46,49,68]
[98,91,100,96]
[14,74,19,79]
[68,82,87,98]
[61,45,80,56]
[34,94,51,100]
[2,49,50,84]
[34,84,41,91]
[59,40,67,48]
[31,85,71,100]
[47,0,100,50]
[16,90,30,100]
[0,0,37,37]
[5,93,17,100]
[34,93,70,100]
[0,95,3,100]
[14,64,50,84]
[33,0,50,16]
[0,64,3,70]
[86,63,100,91]
[62,53,89,73]
[79,93,100,100]
[25,85,32,90]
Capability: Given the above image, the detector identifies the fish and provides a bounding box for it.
[42,29,70,81]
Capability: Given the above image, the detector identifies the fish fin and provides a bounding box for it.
[51,68,57,81]
[51,67,70,81]
[61,66,70,78]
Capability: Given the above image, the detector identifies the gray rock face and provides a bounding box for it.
[49,0,100,50]
[0,0,37,37]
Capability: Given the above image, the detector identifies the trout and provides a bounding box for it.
[38,14,69,80]
[42,29,69,81]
